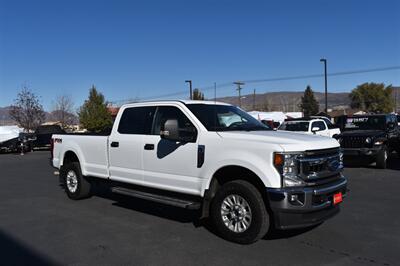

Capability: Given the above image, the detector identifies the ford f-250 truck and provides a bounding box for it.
[52,100,347,244]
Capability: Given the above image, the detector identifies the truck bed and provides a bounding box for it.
[52,134,110,178]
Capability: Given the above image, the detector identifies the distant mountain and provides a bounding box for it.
[0,106,78,126]
[216,91,351,112]
[0,106,13,125]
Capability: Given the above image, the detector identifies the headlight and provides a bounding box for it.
[374,140,384,145]
[273,153,305,187]
[365,137,372,144]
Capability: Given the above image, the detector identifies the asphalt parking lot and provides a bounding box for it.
[0,151,399,266]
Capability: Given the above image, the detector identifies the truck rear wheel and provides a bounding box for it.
[210,180,269,244]
[376,146,387,169]
[60,162,92,200]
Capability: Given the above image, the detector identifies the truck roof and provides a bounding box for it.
[121,100,232,108]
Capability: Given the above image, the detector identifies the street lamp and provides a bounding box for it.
[320,58,328,113]
[185,80,193,100]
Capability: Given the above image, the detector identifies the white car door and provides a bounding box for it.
[141,105,202,195]
[108,106,156,185]
[311,120,330,137]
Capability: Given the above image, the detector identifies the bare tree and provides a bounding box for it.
[9,86,45,131]
[51,95,76,129]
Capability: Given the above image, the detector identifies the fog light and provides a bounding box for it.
[290,194,298,202]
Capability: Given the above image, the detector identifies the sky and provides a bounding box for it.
[0,0,399,110]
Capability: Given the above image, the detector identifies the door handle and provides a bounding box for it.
[110,141,119,148]
[144,144,154,150]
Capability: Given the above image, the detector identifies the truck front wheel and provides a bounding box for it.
[210,180,269,244]
[60,162,92,200]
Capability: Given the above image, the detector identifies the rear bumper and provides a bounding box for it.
[267,177,347,230]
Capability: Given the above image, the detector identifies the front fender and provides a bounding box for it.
[200,156,281,196]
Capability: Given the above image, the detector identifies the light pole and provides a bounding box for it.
[185,80,192,100]
[320,58,328,113]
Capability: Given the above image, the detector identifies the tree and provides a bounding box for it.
[300,85,319,116]
[9,87,45,131]
[349,83,394,113]
[51,95,76,129]
[192,88,204,100]
[78,85,113,132]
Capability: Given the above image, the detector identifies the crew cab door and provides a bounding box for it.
[108,106,156,185]
[311,121,330,137]
[142,105,202,195]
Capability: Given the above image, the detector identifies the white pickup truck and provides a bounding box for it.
[278,117,341,137]
[52,100,347,244]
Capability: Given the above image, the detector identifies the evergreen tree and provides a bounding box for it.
[192,88,205,100]
[350,82,394,113]
[300,85,319,116]
[78,86,113,132]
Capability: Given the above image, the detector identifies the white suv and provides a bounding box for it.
[278,117,341,137]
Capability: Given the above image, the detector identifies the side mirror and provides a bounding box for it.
[160,119,197,142]
[311,127,320,133]
[387,122,395,130]
[160,119,180,141]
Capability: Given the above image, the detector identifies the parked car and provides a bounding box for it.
[52,100,347,244]
[278,117,341,137]
[0,126,33,153]
[32,125,65,149]
[334,114,400,168]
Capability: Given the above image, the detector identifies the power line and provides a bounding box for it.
[110,65,400,105]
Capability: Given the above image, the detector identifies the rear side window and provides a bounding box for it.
[118,106,156,134]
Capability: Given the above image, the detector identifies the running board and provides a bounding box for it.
[111,187,201,210]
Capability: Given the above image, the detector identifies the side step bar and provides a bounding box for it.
[111,187,201,210]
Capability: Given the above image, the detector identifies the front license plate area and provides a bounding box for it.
[333,192,343,205]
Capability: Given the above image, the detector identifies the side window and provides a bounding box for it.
[152,106,195,136]
[322,117,334,129]
[311,121,326,131]
[118,106,156,134]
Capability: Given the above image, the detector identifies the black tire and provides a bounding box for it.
[376,146,387,169]
[210,180,269,244]
[60,162,92,200]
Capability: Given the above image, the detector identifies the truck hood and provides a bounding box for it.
[217,130,340,152]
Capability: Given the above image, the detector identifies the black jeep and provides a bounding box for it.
[334,114,400,168]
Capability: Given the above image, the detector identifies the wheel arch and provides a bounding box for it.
[63,150,80,165]
[201,165,270,219]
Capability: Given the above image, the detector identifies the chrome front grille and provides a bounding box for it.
[297,148,343,185]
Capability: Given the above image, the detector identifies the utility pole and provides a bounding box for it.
[185,80,193,100]
[320,58,328,113]
[253,89,256,110]
[214,82,217,102]
[234,81,245,107]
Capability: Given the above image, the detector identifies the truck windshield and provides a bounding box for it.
[342,116,386,131]
[186,104,271,131]
[279,121,309,131]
